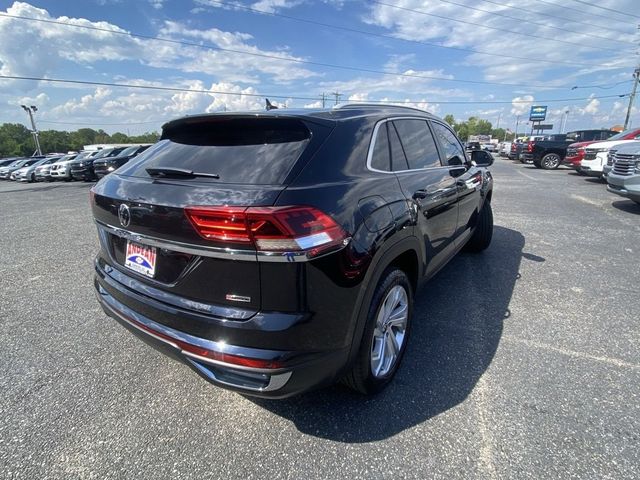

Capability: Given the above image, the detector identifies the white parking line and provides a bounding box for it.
[503,335,640,371]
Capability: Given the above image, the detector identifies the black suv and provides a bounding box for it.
[91,105,494,398]
[94,145,151,179]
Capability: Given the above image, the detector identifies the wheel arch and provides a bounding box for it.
[343,235,423,371]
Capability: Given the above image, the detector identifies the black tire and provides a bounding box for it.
[342,268,413,395]
[541,153,561,170]
[465,201,493,252]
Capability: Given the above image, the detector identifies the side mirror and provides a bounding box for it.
[471,149,494,167]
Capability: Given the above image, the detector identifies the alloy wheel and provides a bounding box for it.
[370,285,408,378]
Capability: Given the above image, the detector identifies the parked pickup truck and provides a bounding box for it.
[523,129,617,170]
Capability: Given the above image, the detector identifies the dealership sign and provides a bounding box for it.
[529,105,548,122]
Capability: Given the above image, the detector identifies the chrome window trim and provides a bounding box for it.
[366,117,455,174]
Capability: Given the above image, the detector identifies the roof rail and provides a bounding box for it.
[333,103,431,115]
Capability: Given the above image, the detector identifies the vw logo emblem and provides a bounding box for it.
[118,203,131,228]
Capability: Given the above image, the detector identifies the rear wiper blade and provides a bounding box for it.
[145,167,219,179]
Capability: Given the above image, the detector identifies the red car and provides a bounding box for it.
[563,128,640,170]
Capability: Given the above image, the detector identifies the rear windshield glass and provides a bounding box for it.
[121,118,311,184]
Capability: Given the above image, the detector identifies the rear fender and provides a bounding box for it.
[343,234,422,371]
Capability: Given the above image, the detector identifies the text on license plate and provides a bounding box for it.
[125,241,156,278]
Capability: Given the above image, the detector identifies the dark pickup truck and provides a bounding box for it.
[523,129,617,170]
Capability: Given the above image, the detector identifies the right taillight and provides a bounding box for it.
[527,141,534,152]
[185,205,349,258]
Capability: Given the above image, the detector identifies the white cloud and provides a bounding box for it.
[148,0,165,9]
[0,1,314,88]
[583,98,600,115]
[364,0,637,86]
[511,95,534,116]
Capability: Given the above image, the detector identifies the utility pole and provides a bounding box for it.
[331,91,342,106]
[623,66,640,130]
[514,115,520,138]
[21,105,42,156]
[320,92,326,108]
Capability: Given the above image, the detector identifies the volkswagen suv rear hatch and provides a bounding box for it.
[91,114,333,317]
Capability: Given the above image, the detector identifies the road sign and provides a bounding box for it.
[535,124,553,130]
[529,105,547,121]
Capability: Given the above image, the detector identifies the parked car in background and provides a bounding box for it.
[465,141,481,151]
[519,134,567,164]
[12,156,58,182]
[607,142,640,204]
[91,105,495,398]
[526,129,617,169]
[498,142,510,157]
[0,157,20,168]
[564,128,640,172]
[50,153,79,181]
[579,136,640,178]
[1,157,43,180]
[70,148,127,181]
[35,155,71,182]
[94,144,152,179]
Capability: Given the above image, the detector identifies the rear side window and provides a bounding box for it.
[392,119,441,170]
[431,122,466,166]
[389,122,409,171]
[370,122,391,171]
[122,118,311,184]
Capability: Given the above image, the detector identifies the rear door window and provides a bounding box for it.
[121,118,311,185]
[392,119,441,170]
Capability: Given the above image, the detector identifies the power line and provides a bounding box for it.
[203,0,632,65]
[370,0,624,54]
[527,0,635,23]
[39,119,162,126]
[0,74,630,105]
[0,12,613,90]
[474,0,634,35]
[1,12,633,92]
[432,0,635,45]
[568,0,640,20]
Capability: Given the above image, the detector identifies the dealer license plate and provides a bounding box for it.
[125,241,157,278]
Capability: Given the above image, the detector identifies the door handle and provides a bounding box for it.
[412,189,428,199]
[413,186,455,200]
[449,166,467,178]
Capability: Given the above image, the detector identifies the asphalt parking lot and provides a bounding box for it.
[1,160,639,479]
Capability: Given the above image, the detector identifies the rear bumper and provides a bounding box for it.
[94,260,352,398]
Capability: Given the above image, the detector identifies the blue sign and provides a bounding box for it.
[529,105,547,122]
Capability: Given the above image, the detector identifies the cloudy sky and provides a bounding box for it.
[0,0,638,134]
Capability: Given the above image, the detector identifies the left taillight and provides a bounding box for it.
[185,205,348,258]
[527,141,535,152]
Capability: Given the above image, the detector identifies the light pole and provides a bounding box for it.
[21,105,42,156]
[561,110,570,133]
[514,115,520,139]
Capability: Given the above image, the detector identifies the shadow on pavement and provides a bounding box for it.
[611,200,640,214]
[251,226,526,442]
